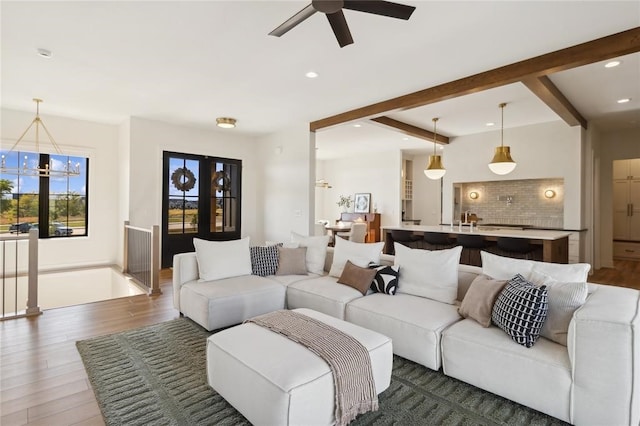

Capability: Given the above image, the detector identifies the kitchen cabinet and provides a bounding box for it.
[613,159,640,242]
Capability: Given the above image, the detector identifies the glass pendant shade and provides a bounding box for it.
[424,154,446,179]
[488,146,516,175]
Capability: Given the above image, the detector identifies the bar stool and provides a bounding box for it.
[491,237,537,260]
[423,232,456,250]
[390,230,421,253]
[456,234,486,266]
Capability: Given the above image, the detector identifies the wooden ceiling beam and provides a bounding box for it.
[522,76,588,128]
[370,116,450,144]
[310,26,640,131]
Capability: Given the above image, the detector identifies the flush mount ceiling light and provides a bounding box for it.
[488,102,516,175]
[305,71,319,78]
[216,117,236,128]
[0,98,80,178]
[424,117,446,180]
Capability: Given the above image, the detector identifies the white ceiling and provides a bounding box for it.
[1,1,639,160]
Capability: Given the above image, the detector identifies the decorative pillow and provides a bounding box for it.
[491,274,549,348]
[337,260,377,295]
[193,237,252,281]
[249,245,279,277]
[481,251,534,280]
[458,274,507,327]
[481,251,591,283]
[291,232,330,275]
[368,262,399,295]
[394,243,462,304]
[329,237,384,278]
[275,246,308,276]
[528,270,588,346]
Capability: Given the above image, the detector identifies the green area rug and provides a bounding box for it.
[77,318,567,426]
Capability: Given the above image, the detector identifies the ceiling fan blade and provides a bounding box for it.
[343,0,416,20]
[326,10,354,48]
[269,4,317,37]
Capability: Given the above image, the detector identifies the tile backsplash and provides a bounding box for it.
[458,178,564,228]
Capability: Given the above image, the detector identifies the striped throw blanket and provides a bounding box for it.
[245,310,378,426]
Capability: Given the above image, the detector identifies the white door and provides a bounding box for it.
[613,159,630,181]
[613,180,630,240]
[629,158,640,179]
[629,180,640,240]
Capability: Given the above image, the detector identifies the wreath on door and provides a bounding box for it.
[171,167,197,192]
[212,170,231,192]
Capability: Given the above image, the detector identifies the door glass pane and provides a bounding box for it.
[168,158,199,234]
[210,161,237,233]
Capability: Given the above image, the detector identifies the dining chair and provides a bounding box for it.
[337,222,368,243]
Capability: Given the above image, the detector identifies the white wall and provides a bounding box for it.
[411,154,443,225]
[258,123,315,243]
[1,108,121,270]
[128,117,260,243]
[317,150,402,226]
[596,127,640,268]
[442,120,583,229]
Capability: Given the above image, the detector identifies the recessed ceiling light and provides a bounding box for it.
[353,124,361,128]
[617,98,631,104]
[402,137,409,141]
[37,48,52,59]
[305,71,318,78]
[605,60,621,68]
[486,122,495,127]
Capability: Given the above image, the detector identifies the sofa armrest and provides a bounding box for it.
[172,252,199,311]
[568,284,640,425]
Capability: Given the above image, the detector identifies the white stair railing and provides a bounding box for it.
[123,221,161,295]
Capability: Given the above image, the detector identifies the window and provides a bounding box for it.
[0,150,89,238]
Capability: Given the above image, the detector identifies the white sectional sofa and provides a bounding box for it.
[173,245,640,425]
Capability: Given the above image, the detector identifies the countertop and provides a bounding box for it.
[382,225,572,241]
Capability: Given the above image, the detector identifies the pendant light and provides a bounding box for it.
[488,102,516,175]
[423,117,446,180]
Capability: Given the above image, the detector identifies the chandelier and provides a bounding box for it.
[1,98,81,178]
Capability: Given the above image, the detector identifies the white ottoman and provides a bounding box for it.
[206,308,393,426]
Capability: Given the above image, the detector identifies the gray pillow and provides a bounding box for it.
[275,247,308,276]
[458,274,507,327]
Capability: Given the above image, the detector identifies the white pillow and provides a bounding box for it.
[528,270,588,346]
[291,232,330,275]
[481,251,591,283]
[531,262,591,283]
[329,237,384,278]
[481,251,534,280]
[394,244,462,304]
[193,237,252,281]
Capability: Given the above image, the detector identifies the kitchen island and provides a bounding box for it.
[382,225,571,264]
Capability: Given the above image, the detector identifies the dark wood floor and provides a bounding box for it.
[1,263,638,425]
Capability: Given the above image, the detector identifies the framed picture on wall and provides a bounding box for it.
[354,193,371,213]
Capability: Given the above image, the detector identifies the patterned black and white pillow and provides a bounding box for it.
[368,262,399,295]
[250,245,279,277]
[491,274,549,348]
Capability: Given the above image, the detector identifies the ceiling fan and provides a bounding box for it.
[269,0,416,48]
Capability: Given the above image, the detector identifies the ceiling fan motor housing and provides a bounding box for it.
[312,0,344,14]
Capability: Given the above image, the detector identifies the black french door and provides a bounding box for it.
[161,151,242,267]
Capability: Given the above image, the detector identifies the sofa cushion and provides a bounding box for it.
[529,270,588,346]
[441,319,572,422]
[329,237,384,278]
[193,237,252,281]
[458,274,507,327]
[250,245,279,277]
[286,275,364,319]
[368,263,399,295]
[291,232,330,275]
[345,293,462,370]
[393,244,462,304]
[276,246,308,275]
[180,275,285,331]
[337,260,377,295]
[491,274,549,348]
